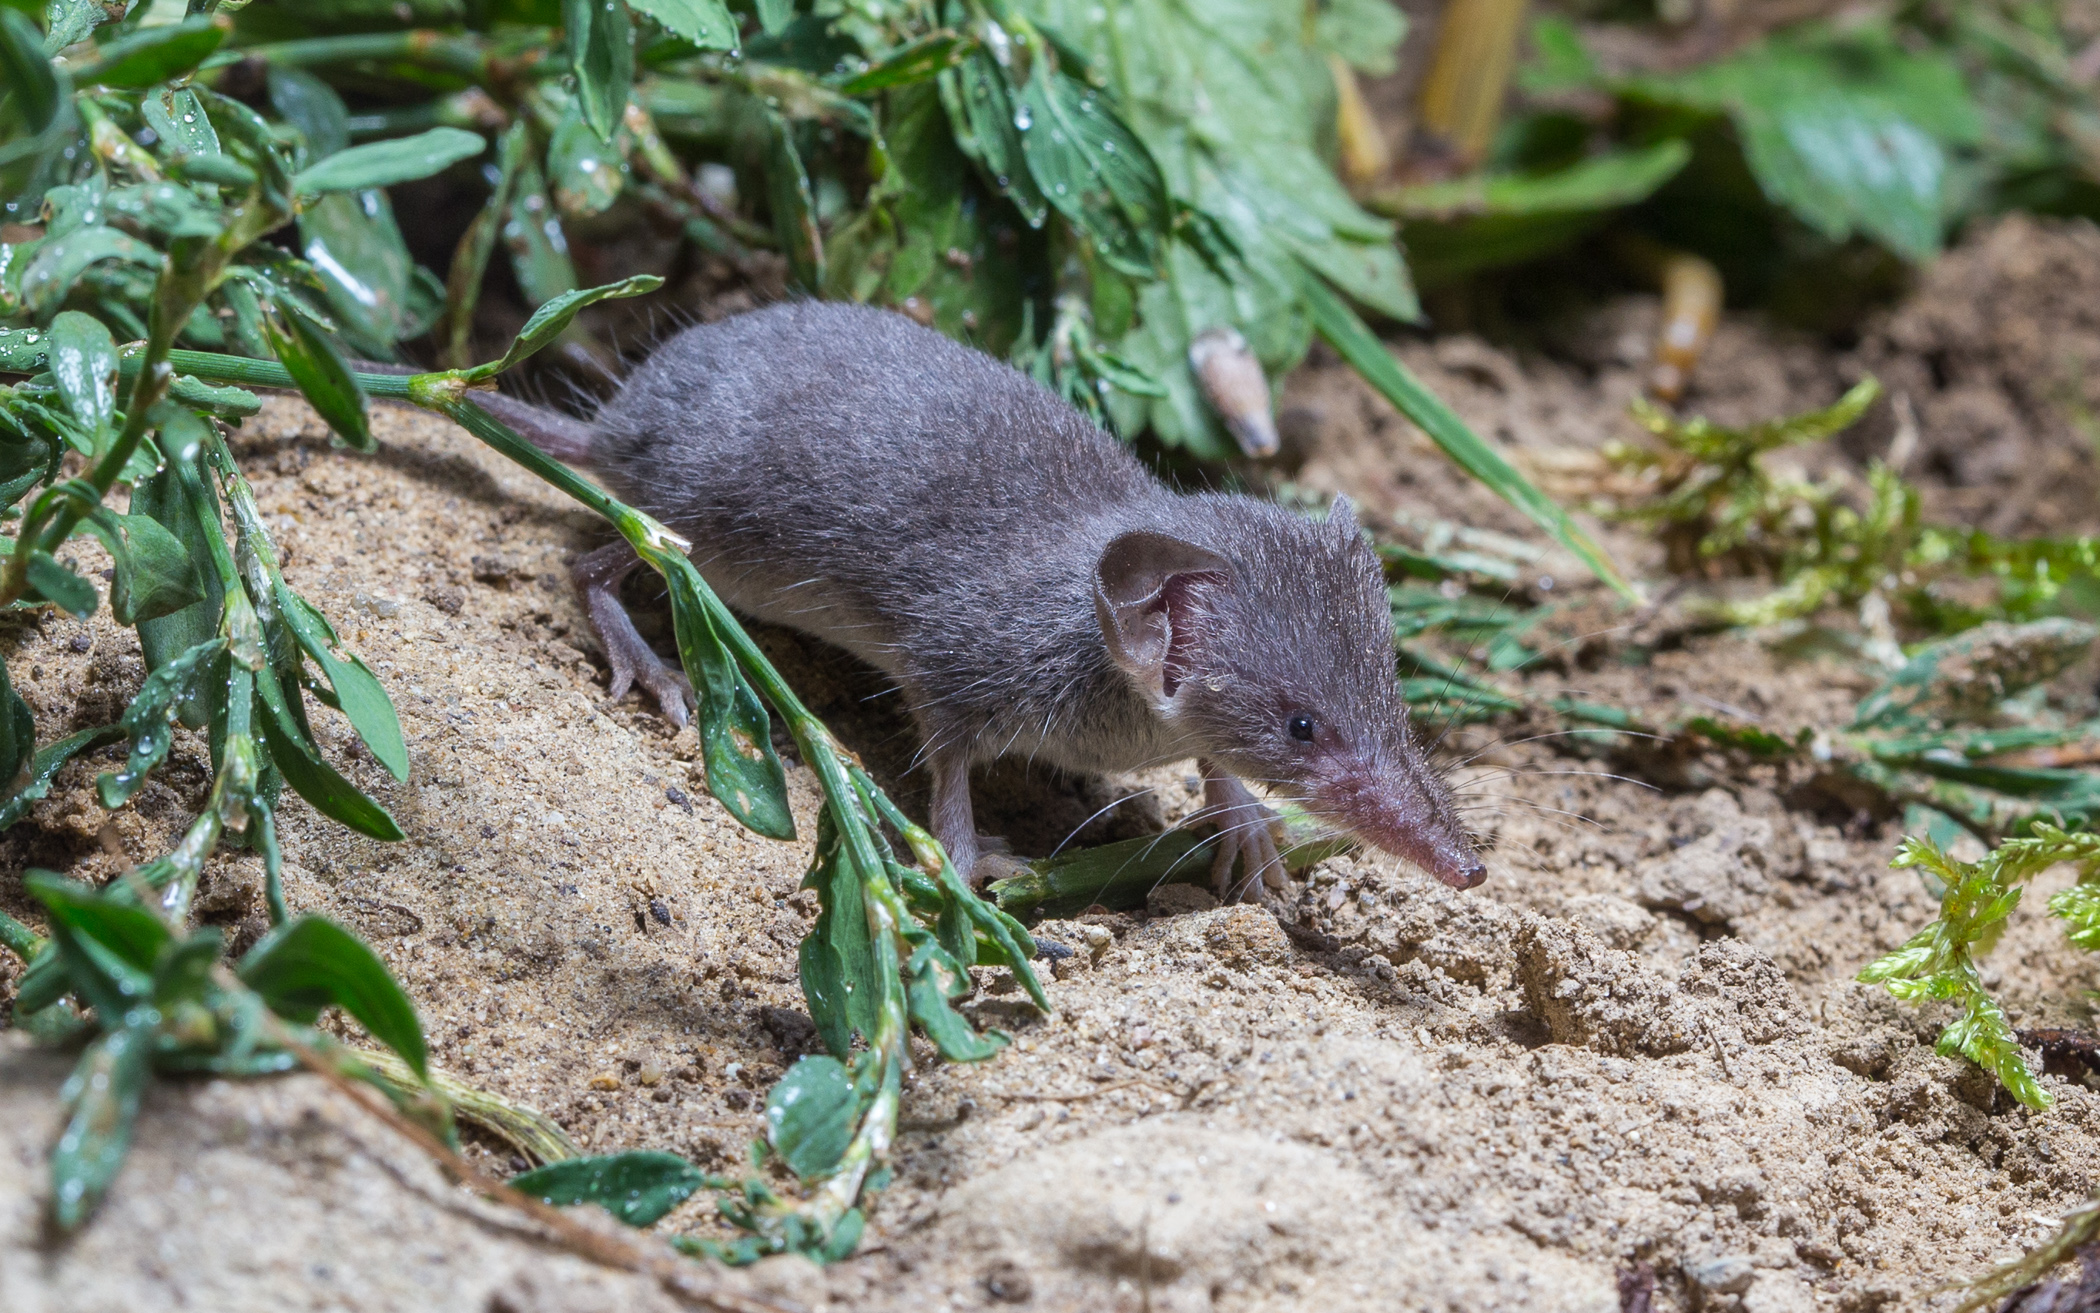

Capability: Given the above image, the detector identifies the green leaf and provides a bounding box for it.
[564,0,634,144]
[292,126,487,195]
[942,51,1049,228]
[752,0,792,36]
[1,11,59,128]
[267,66,350,161]
[630,0,736,50]
[1301,274,1637,601]
[252,662,404,841]
[49,1024,152,1231]
[663,561,795,840]
[2049,884,2100,952]
[763,110,823,292]
[47,310,118,445]
[84,510,205,626]
[837,31,967,94]
[1630,25,1981,261]
[764,1055,862,1179]
[1940,985,2048,1109]
[296,190,417,357]
[20,226,161,318]
[140,87,221,160]
[905,939,1007,1062]
[548,96,627,219]
[130,423,226,709]
[467,275,663,382]
[1015,68,1169,278]
[27,870,172,979]
[70,15,226,88]
[0,651,34,787]
[502,162,580,308]
[99,638,226,809]
[239,915,428,1079]
[274,585,408,780]
[261,298,372,451]
[1379,142,1692,286]
[799,812,880,1056]
[0,724,124,830]
[27,550,96,617]
[168,375,262,419]
[509,1151,712,1226]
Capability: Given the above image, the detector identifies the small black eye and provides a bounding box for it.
[1287,713,1316,743]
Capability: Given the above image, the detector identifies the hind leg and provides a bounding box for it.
[573,540,693,724]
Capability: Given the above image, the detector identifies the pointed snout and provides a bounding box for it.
[1315,766,1487,890]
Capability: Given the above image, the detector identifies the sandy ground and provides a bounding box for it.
[5,217,2100,1312]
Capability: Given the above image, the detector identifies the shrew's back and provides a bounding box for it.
[584,301,1163,671]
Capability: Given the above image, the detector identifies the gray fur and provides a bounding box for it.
[571,300,1483,889]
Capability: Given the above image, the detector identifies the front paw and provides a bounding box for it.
[1199,789,1287,903]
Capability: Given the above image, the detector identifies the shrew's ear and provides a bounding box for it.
[1327,494,1359,542]
[1093,531,1230,704]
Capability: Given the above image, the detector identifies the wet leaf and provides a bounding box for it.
[837,31,967,94]
[0,724,125,830]
[663,561,795,840]
[1,12,60,128]
[0,653,35,786]
[130,420,226,710]
[564,0,635,144]
[468,274,663,381]
[798,812,880,1056]
[84,510,206,627]
[630,0,736,51]
[273,584,408,780]
[904,940,1006,1061]
[239,915,429,1079]
[764,1055,862,1179]
[72,15,227,88]
[549,95,627,219]
[510,1151,713,1226]
[27,871,172,980]
[49,1024,151,1231]
[98,638,226,810]
[253,661,405,841]
[502,162,580,307]
[261,297,372,451]
[20,226,162,318]
[941,50,1049,228]
[1015,68,1169,278]
[140,87,222,160]
[292,126,487,194]
[267,67,350,161]
[47,311,118,445]
[296,189,415,359]
[27,550,97,617]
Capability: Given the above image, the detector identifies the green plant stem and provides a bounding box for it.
[0,908,45,960]
[229,31,501,81]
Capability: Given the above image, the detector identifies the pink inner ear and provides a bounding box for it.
[1156,571,1223,698]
